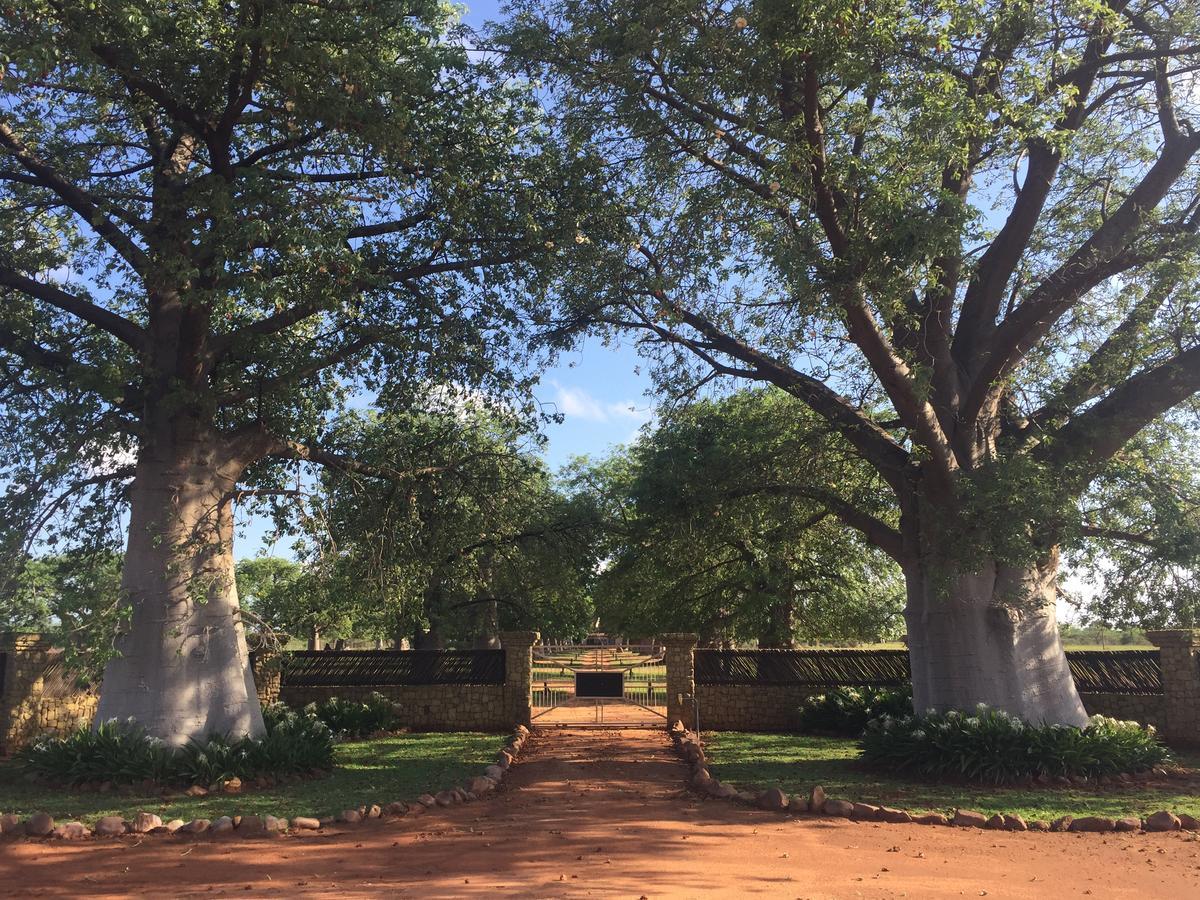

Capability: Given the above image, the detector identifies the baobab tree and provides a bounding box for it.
[0,0,590,743]
[503,0,1200,723]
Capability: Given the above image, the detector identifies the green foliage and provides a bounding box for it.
[1066,421,1200,628]
[860,709,1171,783]
[797,686,913,737]
[16,719,173,787]
[18,709,333,787]
[0,732,503,823]
[303,693,397,738]
[292,405,600,647]
[497,0,1200,642]
[1058,624,1149,648]
[581,389,904,644]
[0,0,599,645]
[1,551,126,676]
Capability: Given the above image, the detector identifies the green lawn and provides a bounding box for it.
[0,732,501,825]
[703,732,1200,822]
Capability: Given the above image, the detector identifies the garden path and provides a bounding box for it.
[2,727,1199,898]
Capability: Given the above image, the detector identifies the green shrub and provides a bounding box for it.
[18,707,334,787]
[16,719,173,786]
[797,686,913,736]
[304,692,397,737]
[859,707,1170,783]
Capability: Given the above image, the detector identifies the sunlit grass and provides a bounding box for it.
[0,732,501,824]
[704,732,1199,822]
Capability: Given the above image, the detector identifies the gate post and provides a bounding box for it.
[662,633,698,729]
[500,630,539,728]
[1146,629,1200,747]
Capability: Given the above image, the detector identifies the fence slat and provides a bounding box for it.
[1065,650,1162,694]
[693,648,1162,695]
[694,649,910,687]
[279,649,505,687]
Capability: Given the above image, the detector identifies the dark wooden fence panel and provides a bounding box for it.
[694,647,1162,695]
[1066,650,1162,694]
[279,649,505,687]
[694,649,910,687]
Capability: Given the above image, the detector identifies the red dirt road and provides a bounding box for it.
[2,727,1199,898]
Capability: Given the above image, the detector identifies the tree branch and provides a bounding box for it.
[963,130,1200,428]
[0,268,146,349]
[0,121,150,274]
[1040,343,1200,479]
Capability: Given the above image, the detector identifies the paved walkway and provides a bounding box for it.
[3,728,1199,897]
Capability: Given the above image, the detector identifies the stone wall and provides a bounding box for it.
[671,630,1200,746]
[1078,692,1165,728]
[693,686,1168,733]
[695,683,820,732]
[1146,630,1200,746]
[1,635,98,755]
[277,630,539,733]
[0,630,538,753]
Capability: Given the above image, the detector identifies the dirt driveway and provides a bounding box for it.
[2,727,1199,898]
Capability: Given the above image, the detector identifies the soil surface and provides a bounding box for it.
[2,727,1199,898]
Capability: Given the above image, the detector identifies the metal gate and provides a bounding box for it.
[531,642,667,726]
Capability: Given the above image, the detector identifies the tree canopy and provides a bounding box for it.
[582,389,905,645]
[269,403,600,648]
[499,0,1200,723]
[0,0,597,742]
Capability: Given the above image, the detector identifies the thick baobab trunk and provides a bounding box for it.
[95,434,264,745]
[903,548,1087,726]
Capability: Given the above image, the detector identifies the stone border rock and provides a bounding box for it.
[668,721,1199,836]
[0,725,531,842]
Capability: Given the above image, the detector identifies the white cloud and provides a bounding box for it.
[550,381,650,425]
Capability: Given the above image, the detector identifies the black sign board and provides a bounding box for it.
[575,670,624,699]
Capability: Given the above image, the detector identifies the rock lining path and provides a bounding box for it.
[2,727,1199,897]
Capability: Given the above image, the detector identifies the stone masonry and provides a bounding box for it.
[1147,629,1200,746]
[1,634,98,755]
[663,633,698,728]
[274,632,539,732]
[662,630,1200,744]
[1,630,541,754]
[278,683,512,731]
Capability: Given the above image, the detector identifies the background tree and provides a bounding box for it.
[582,390,904,645]
[1,550,125,676]
[232,556,328,647]
[295,404,599,648]
[0,0,592,742]
[503,0,1200,723]
[1066,420,1200,628]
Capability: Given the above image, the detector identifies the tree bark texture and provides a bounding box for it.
[903,547,1087,726]
[94,431,265,745]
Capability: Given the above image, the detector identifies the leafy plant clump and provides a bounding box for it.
[304,693,398,738]
[18,708,334,788]
[797,686,914,737]
[860,708,1170,783]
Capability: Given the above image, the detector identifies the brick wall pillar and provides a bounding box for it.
[663,633,698,729]
[0,633,53,754]
[500,630,538,728]
[1147,629,1200,747]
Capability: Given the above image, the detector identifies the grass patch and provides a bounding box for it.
[703,732,1200,822]
[0,732,500,825]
